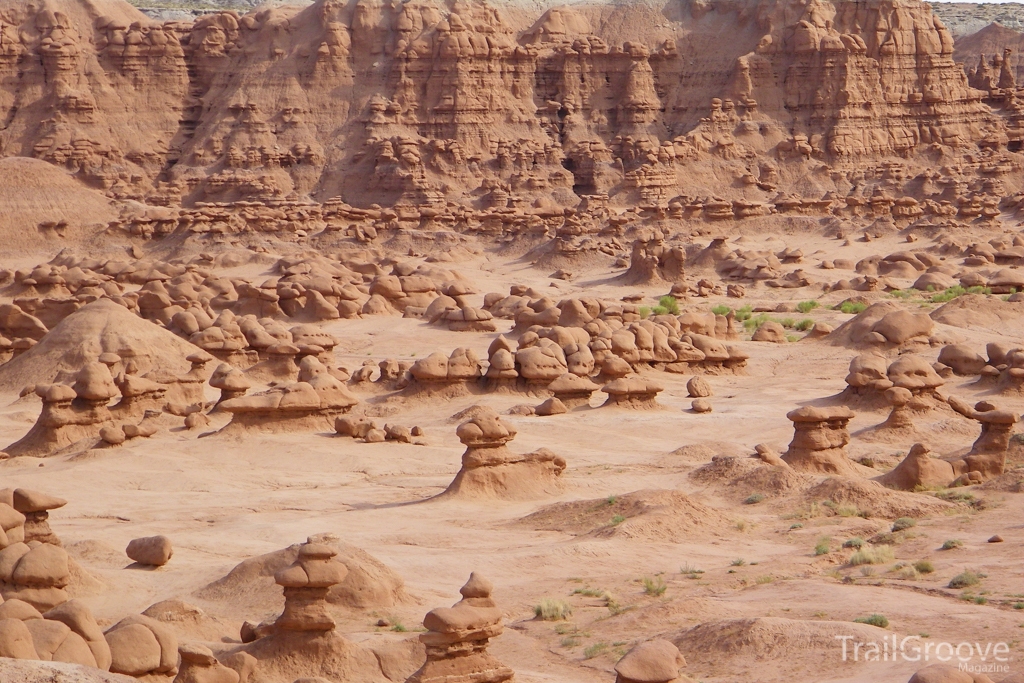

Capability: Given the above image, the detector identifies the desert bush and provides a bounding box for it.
[534,598,572,621]
[849,546,895,566]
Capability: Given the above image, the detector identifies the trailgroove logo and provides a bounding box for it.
[836,635,1011,670]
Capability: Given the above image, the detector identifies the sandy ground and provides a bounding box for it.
[2,226,1024,682]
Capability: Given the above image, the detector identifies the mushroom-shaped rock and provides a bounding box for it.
[273,541,348,632]
[782,407,860,476]
[602,377,664,409]
[845,353,892,395]
[9,489,65,546]
[126,536,173,567]
[407,574,513,683]
[210,364,251,405]
[887,355,944,395]
[547,373,600,409]
[615,639,690,683]
[445,408,565,500]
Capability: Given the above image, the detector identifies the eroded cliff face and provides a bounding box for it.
[0,0,1014,212]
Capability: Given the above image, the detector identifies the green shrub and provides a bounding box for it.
[658,295,680,315]
[797,300,819,313]
[711,305,731,316]
[941,539,963,550]
[973,595,988,605]
[913,560,935,574]
[756,575,774,584]
[948,570,983,589]
[849,546,895,566]
[583,642,608,659]
[642,576,667,596]
[534,599,572,621]
[743,313,771,332]
[839,301,867,314]
[795,318,815,331]
[1014,602,1024,610]
[843,538,864,549]
[734,305,754,322]
[854,614,889,628]
[731,559,746,567]
[779,317,796,328]
[815,537,832,556]
[610,515,626,526]
[638,306,651,318]
[744,493,765,505]
[652,306,668,315]
[891,517,916,532]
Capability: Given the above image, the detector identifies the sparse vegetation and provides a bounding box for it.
[756,575,774,585]
[941,539,964,550]
[849,546,895,566]
[711,305,731,316]
[891,517,916,532]
[797,300,819,313]
[854,614,889,628]
[815,537,832,556]
[930,285,991,303]
[913,560,935,574]
[838,301,867,314]
[744,493,765,505]
[734,305,754,322]
[534,599,573,621]
[656,295,680,315]
[680,565,704,577]
[610,515,626,526]
[843,538,864,549]
[949,570,984,589]
[638,306,651,319]
[642,576,667,596]
[731,559,746,567]
[583,642,608,659]
[795,318,815,331]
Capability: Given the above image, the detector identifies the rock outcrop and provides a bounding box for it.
[441,407,565,500]
[406,573,513,683]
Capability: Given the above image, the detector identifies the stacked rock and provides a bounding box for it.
[407,573,514,683]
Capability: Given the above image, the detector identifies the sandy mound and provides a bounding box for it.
[0,158,117,249]
[674,617,894,668]
[669,441,748,463]
[0,299,200,391]
[930,294,1024,335]
[689,455,765,484]
[805,477,953,519]
[195,536,409,614]
[518,489,732,542]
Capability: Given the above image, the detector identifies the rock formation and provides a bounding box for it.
[441,407,565,500]
[782,406,861,476]
[406,573,513,683]
[615,640,693,683]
